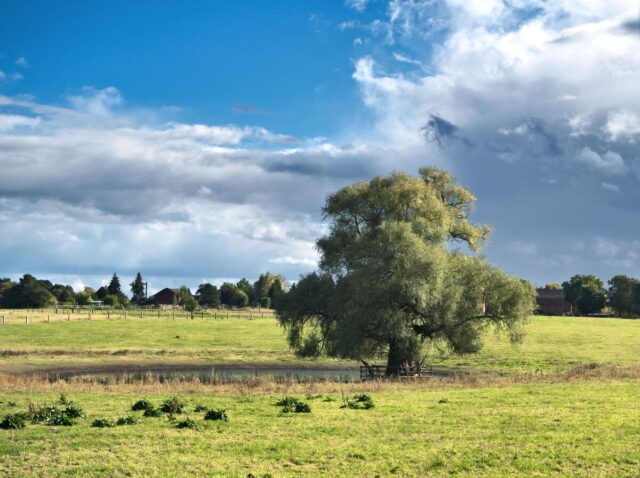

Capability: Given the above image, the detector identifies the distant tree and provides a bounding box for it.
[219,282,237,306]
[253,272,286,306]
[0,278,15,303]
[108,273,123,296]
[230,289,249,308]
[179,286,198,318]
[50,284,75,304]
[102,294,120,307]
[1,274,57,308]
[197,283,220,307]
[84,287,97,299]
[236,278,256,305]
[562,275,606,315]
[260,296,271,309]
[607,275,640,318]
[130,273,145,304]
[96,286,109,300]
[543,283,562,290]
[75,291,92,306]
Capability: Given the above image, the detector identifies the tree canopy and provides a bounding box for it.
[275,167,536,375]
[562,274,606,315]
[130,273,145,304]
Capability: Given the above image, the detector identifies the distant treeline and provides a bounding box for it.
[0,272,286,309]
[545,274,640,317]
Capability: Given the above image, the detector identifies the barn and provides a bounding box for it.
[536,288,575,316]
[151,288,184,307]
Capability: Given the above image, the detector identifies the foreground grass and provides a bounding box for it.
[0,315,639,374]
[1,378,639,477]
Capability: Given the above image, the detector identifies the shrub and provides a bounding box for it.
[160,397,187,414]
[204,409,228,421]
[131,399,154,411]
[32,406,60,423]
[7,401,17,407]
[0,413,26,430]
[49,413,74,426]
[175,418,198,429]
[341,394,374,410]
[143,406,163,418]
[276,397,311,414]
[63,405,85,418]
[193,404,208,412]
[116,416,140,426]
[91,418,114,428]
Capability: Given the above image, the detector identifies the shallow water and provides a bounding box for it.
[67,367,362,383]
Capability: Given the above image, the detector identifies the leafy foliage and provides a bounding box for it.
[0,413,27,429]
[142,406,163,418]
[562,275,606,315]
[341,394,374,410]
[204,409,229,421]
[607,275,640,317]
[131,399,154,411]
[91,418,115,428]
[193,404,209,413]
[116,416,140,426]
[275,167,536,374]
[175,418,198,429]
[276,397,311,413]
[160,397,187,414]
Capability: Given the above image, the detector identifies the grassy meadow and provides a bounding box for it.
[1,312,639,476]
[1,378,639,477]
[0,313,638,374]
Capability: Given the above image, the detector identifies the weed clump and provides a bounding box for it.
[276,397,311,413]
[0,413,27,429]
[142,406,163,418]
[131,399,154,411]
[160,397,187,414]
[91,418,115,428]
[175,418,198,429]
[116,416,140,426]
[341,394,374,410]
[194,404,208,412]
[29,405,77,426]
[204,409,228,421]
[62,404,85,418]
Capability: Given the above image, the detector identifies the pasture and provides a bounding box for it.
[0,313,638,374]
[1,378,639,477]
[0,313,639,476]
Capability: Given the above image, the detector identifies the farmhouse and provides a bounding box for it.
[536,288,574,315]
[151,288,194,307]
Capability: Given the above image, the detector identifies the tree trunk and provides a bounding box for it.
[385,339,410,377]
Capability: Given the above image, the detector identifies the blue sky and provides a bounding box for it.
[1,0,639,293]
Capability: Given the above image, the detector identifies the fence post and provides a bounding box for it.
[25,316,28,324]
[47,314,50,323]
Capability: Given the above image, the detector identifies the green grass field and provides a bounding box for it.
[1,381,639,477]
[0,314,639,374]
[1,313,639,476]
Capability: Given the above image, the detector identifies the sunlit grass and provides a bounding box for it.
[1,380,638,477]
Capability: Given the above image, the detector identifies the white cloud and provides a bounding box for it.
[605,111,640,141]
[67,86,123,117]
[601,182,620,192]
[576,147,627,175]
[15,57,28,67]
[345,0,370,12]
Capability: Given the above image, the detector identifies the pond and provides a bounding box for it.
[47,367,362,383]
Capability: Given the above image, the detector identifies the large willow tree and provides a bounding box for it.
[275,167,536,375]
